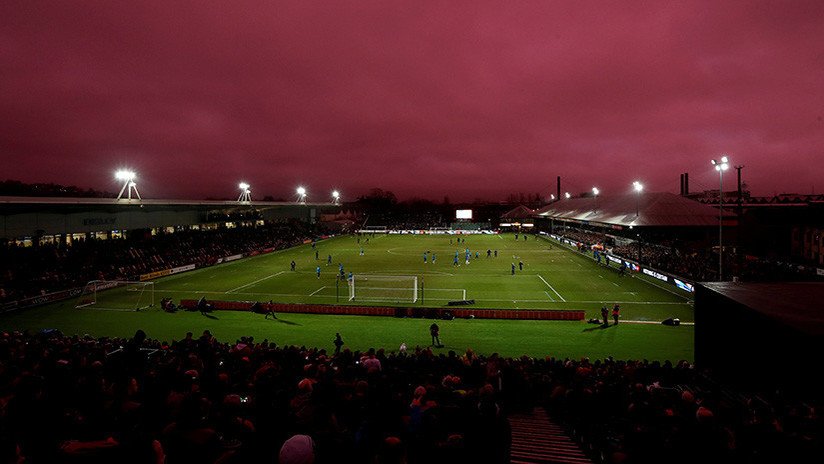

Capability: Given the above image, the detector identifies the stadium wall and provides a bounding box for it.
[178,299,585,321]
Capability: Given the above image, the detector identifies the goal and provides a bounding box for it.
[348,275,418,303]
[75,280,155,311]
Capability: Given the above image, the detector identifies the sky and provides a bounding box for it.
[1,0,823,201]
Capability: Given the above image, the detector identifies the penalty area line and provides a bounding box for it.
[308,286,327,296]
[537,275,566,302]
[226,271,285,294]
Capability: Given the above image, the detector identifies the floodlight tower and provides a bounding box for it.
[711,155,730,281]
[592,187,600,213]
[633,181,643,217]
[296,186,307,204]
[238,182,251,203]
[115,170,141,200]
[564,192,571,199]
[332,190,341,205]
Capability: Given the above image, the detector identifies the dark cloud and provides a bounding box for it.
[1,0,823,200]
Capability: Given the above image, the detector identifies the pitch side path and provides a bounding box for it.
[1,234,694,361]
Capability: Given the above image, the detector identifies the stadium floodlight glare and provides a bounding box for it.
[115,170,136,181]
[296,186,307,204]
[633,181,644,217]
[592,187,600,213]
[564,192,571,199]
[332,190,341,205]
[550,194,555,201]
[115,169,141,200]
[237,182,251,203]
[711,155,731,281]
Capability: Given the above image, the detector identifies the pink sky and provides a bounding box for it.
[1,0,823,201]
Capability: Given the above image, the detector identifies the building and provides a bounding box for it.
[0,196,337,246]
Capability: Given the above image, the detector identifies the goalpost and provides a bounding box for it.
[348,275,418,303]
[75,280,155,311]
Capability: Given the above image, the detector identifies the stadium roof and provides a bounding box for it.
[501,205,537,220]
[702,282,824,336]
[0,196,332,207]
[534,191,735,228]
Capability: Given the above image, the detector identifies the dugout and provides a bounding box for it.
[695,282,824,393]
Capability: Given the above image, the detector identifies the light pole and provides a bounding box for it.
[633,181,643,217]
[238,182,251,203]
[296,186,307,204]
[115,170,140,200]
[332,190,341,205]
[592,187,599,213]
[711,155,730,281]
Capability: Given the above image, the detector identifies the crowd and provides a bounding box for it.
[0,221,318,304]
[557,229,817,283]
[0,329,511,464]
[0,329,819,463]
[610,242,717,282]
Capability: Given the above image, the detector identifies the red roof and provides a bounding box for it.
[535,191,735,227]
[501,205,536,220]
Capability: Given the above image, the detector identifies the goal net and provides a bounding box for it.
[75,280,155,311]
[349,275,418,303]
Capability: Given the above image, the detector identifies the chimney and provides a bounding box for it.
[684,172,689,196]
[556,176,561,202]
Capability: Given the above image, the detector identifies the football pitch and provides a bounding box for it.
[0,234,695,361]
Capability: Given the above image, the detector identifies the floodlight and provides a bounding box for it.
[550,194,555,200]
[564,192,571,199]
[592,187,600,196]
[115,170,135,181]
[633,181,643,216]
[332,190,339,198]
[237,182,251,202]
[332,190,341,205]
[115,169,140,200]
[296,186,307,204]
[710,155,732,280]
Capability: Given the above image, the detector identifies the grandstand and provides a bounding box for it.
[1,195,821,463]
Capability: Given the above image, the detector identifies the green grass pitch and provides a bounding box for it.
[0,234,694,361]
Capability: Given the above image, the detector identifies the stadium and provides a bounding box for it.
[2,2,824,463]
[2,180,823,463]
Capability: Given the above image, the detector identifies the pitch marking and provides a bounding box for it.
[309,286,326,296]
[537,275,566,302]
[226,271,285,294]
